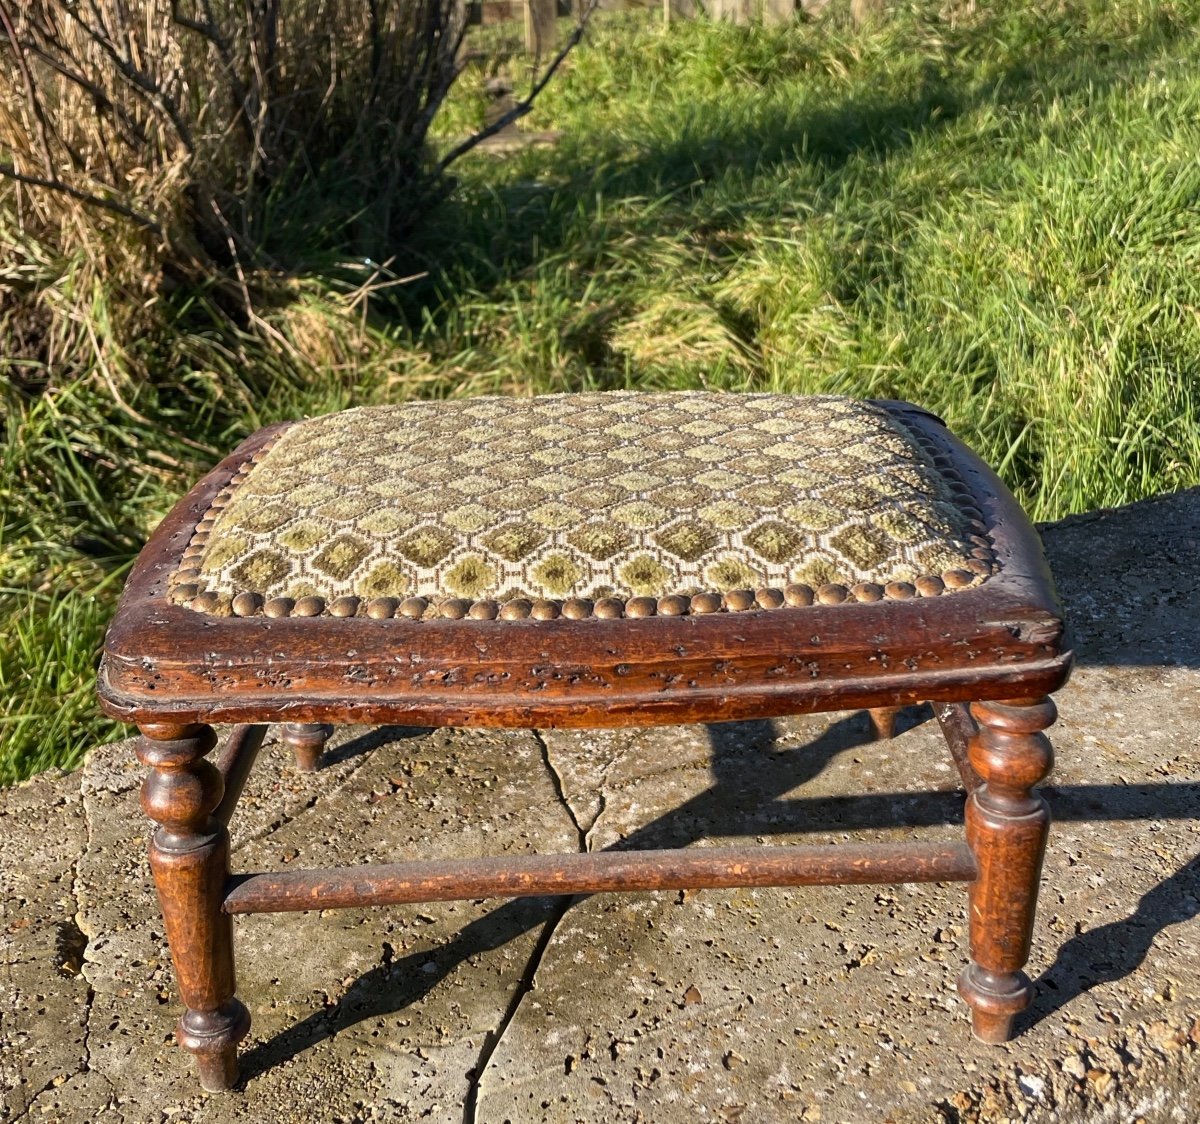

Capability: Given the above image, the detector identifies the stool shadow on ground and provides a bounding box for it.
[1021,797,1200,1034]
[319,724,433,768]
[238,715,1200,1080]
[239,708,950,1080]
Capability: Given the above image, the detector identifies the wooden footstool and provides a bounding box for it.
[98,392,1071,1092]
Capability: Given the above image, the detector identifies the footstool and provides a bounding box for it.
[98,392,1071,1092]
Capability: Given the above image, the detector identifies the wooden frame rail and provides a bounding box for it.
[222,841,978,914]
[213,724,268,827]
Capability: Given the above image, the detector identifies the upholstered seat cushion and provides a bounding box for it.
[169,393,995,620]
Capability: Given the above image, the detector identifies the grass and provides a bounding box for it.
[3,0,1200,782]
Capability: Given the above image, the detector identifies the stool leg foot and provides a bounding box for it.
[281,722,333,772]
[957,697,1055,1044]
[137,723,250,1092]
[180,1001,251,1092]
[867,705,902,740]
[958,965,1028,1044]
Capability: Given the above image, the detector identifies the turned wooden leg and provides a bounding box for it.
[280,722,333,773]
[958,697,1055,1044]
[137,723,249,1092]
[867,706,903,740]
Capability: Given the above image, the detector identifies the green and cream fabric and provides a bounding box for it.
[171,393,993,618]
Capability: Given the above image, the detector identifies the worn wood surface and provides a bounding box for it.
[762,0,795,24]
[662,0,698,22]
[107,399,1070,1089]
[867,705,903,741]
[851,0,886,24]
[212,723,267,827]
[223,841,978,914]
[523,0,557,54]
[481,0,524,24]
[98,404,1071,729]
[474,0,798,45]
[710,0,754,20]
[280,722,332,773]
[957,697,1056,1042]
[137,724,249,1092]
[936,701,983,791]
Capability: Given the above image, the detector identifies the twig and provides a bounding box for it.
[243,0,273,183]
[61,2,196,153]
[436,0,599,172]
[417,0,473,137]
[170,0,257,153]
[0,163,163,234]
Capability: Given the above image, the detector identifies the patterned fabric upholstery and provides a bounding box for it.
[170,393,994,619]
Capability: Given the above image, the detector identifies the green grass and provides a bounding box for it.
[4,0,1200,782]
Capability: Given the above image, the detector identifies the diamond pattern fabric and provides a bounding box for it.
[173,393,992,616]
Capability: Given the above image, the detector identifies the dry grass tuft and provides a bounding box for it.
[2,0,467,258]
[0,0,473,394]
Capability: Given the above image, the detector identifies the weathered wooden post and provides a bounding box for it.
[851,0,886,23]
[762,0,794,25]
[709,0,753,21]
[663,0,697,23]
[525,0,557,56]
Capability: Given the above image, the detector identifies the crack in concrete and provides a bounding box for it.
[582,790,608,854]
[460,894,575,1124]
[8,731,393,1121]
[533,729,590,851]
[12,1068,125,1124]
[72,802,98,1090]
[8,1070,73,1124]
[1,954,45,1124]
[460,730,588,1124]
[70,770,141,1121]
[535,730,622,851]
[8,851,105,1124]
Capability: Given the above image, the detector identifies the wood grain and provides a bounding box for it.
[213,724,267,827]
[279,722,332,773]
[137,724,250,1091]
[524,0,557,55]
[104,397,1072,1087]
[223,842,978,914]
[957,697,1056,1042]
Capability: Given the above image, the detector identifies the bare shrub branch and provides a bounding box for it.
[0,0,592,334]
[438,0,601,172]
[0,162,163,232]
[0,1,58,178]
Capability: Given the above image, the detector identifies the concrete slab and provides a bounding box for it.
[2,488,1199,1123]
[4,729,578,1122]
[477,663,1200,1124]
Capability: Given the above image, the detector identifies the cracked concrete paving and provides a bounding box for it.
[3,488,1200,1123]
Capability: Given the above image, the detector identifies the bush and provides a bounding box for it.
[2,1,468,273]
